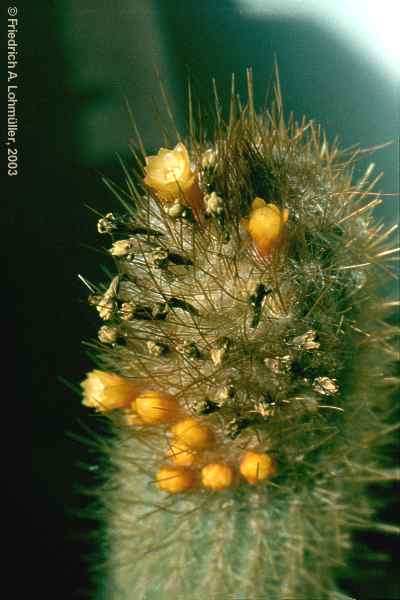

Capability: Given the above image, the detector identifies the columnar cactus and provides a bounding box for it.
[81,71,399,599]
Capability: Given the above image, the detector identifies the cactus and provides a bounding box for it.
[80,70,399,599]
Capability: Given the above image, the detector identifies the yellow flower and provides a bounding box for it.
[239,450,276,484]
[166,441,198,467]
[201,463,234,491]
[170,417,214,450]
[156,466,195,494]
[242,197,289,257]
[81,370,141,412]
[144,143,203,214]
[120,406,144,426]
[135,390,180,424]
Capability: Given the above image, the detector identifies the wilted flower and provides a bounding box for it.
[201,148,217,169]
[204,191,223,215]
[98,325,119,344]
[109,239,134,257]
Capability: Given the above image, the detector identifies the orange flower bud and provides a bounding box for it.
[121,401,144,425]
[171,417,213,450]
[156,466,195,494]
[121,409,144,426]
[81,370,141,412]
[242,197,289,257]
[135,390,180,424]
[201,463,234,491]
[166,441,197,467]
[239,451,277,484]
[143,143,204,215]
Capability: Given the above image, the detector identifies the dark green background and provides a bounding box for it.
[6,2,398,598]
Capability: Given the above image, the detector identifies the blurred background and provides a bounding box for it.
[9,0,398,597]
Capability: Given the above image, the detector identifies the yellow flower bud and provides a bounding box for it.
[201,463,234,491]
[171,417,213,450]
[121,408,144,426]
[135,390,180,424]
[243,197,289,257]
[143,143,203,215]
[166,441,197,467]
[81,370,141,412]
[239,451,277,484]
[156,466,195,494]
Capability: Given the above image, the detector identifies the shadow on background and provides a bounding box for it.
[10,1,397,598]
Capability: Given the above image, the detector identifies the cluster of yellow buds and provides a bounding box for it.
[156,447,277,495]
[81,370,277,494]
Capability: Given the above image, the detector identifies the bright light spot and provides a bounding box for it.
[237,0,400,79]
